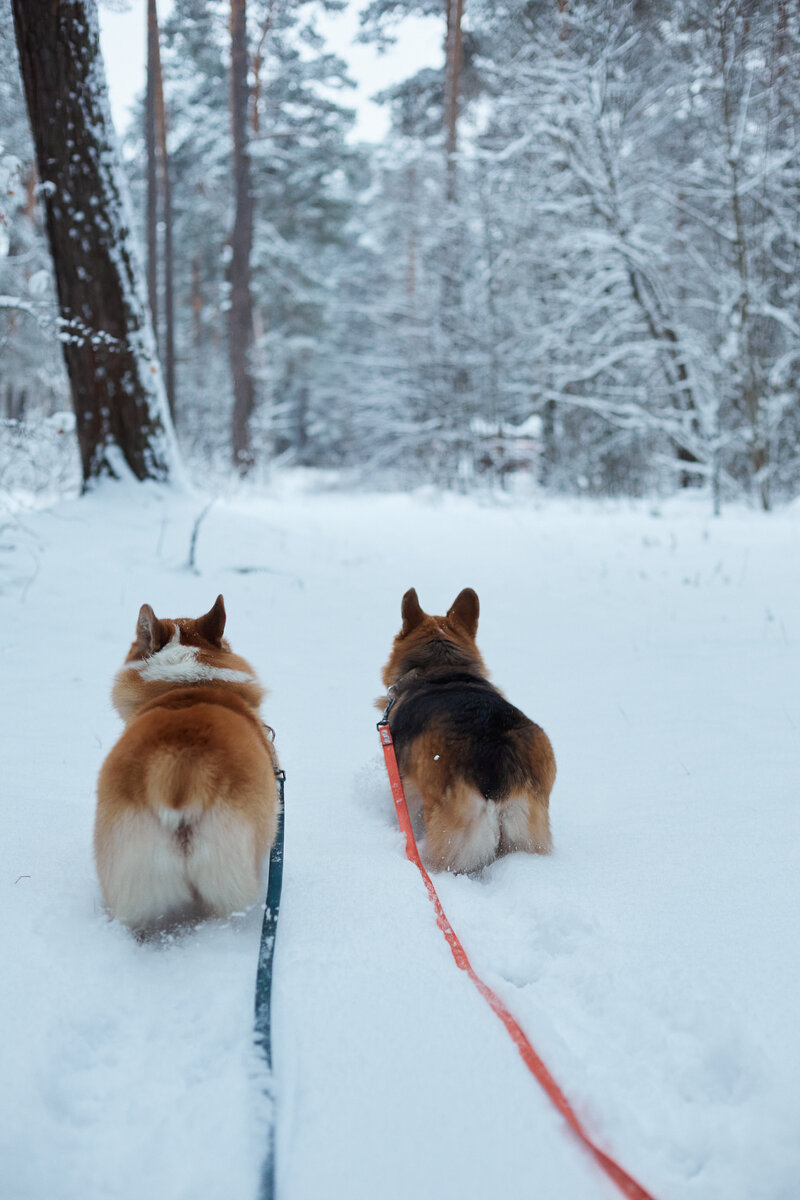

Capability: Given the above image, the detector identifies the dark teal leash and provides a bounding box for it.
[254,768,286,1200]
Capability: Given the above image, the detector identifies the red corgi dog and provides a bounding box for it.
[380,588,555,873]
[95,596,279,932]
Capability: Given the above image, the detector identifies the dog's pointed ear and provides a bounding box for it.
[136,604,169,656]
[400,588,425,636]
[196,594,226,646]
[447,588,480,639]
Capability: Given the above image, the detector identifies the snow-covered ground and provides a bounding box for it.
[2,479,798,1200]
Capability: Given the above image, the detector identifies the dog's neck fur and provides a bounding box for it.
[392,636,483,681]
[112,632,265,724]
[387,639,490,708]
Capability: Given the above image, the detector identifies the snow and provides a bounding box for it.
[1,479,799,1200]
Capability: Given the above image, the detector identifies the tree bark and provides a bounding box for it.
[405,164,417,307]
[717,1,770,510]
[229,0,257,473]
[441,0,466,393]
[151,0,176,420]
[146,0,159,340]
[11,0,178,485]
[443,0,464,205]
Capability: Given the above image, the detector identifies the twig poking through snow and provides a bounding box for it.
[187,501,214,574]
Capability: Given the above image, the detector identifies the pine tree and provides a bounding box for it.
[146,0,176,418]
[11,0,180,485]
[229,0,257,472]
[0,3,66,422]
[135,0,358,471]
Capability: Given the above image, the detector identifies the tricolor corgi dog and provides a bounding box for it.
[94,595,279,933]
[380,588,555,873]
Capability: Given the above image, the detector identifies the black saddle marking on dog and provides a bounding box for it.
[390,671,541,802]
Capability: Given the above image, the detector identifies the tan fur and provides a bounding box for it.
[94,596,279,932]
[380,588,555,873]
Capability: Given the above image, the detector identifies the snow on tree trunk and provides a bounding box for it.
[11,0,181,486]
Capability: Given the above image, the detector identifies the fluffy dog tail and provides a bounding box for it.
[95,747,264,931]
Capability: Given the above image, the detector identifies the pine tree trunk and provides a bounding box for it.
[229,0,257,473]
[11,0,178,485]
[441,0,467,445]
[146,0,159,341]
[405,164,417,308]
[717,0,770,510]
[151,0,177,420]
[443,0,464,205]
[191,256,204,347]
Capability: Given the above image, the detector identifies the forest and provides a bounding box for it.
[1,0,799,509]
[3,8,800,1198]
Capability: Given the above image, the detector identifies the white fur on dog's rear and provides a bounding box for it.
[185,808,261,912]
[97,806,260,929]
[500,794,537,852]
[443,791,501,873]
[429,792,541,874]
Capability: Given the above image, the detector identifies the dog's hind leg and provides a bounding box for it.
[401,777,426,843]
[499,791,552,856]
[96,810,195,929]
[497,729,555,857]
[423,785,501,874]
[184,807,262,916]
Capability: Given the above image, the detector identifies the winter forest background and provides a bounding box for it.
[3,11,800,1197]
[1,0,799,509]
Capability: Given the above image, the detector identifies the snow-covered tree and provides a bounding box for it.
[122,0,359,472]
[245,0,358,464]
[0,4,67,424]
[146,0,176,418]
[6,0,797,504]
[11,0,180,485]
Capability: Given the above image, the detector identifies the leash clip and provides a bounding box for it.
[377,684,397,729]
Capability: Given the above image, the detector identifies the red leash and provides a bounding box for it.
[378,719,658,1200]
